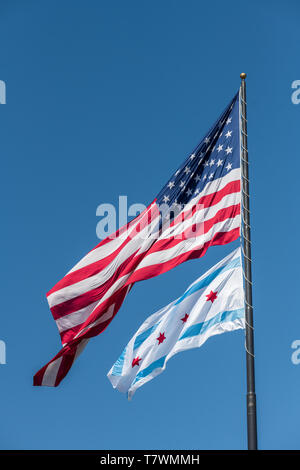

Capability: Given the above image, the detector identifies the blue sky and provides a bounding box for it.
[0,0,299,450]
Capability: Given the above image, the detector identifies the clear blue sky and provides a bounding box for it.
[0,0,299,450]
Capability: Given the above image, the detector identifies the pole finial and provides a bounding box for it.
[240,72,247,80]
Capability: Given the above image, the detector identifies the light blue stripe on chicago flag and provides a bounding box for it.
[174,256,240,306]
[131,356,167,388]
[133,322,161,350]
[111,322,161,376]
[111,346,127,377]
[179,307,244,340]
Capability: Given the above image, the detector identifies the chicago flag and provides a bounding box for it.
[108,248,245,399]
[34,92,241,387]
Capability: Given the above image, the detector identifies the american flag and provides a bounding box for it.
[34,91,241,387]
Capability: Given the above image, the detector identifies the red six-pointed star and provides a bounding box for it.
[157,332,166,345]
[132,356,142,368]
[206,290,218,303]
[181,313,189,323]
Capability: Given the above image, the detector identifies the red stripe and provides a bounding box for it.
[33,345,78,387]
[33,345,69,386]
[33,364,48,386]
[147,203,240,254]
[60,324,83,345]
[199,180,240,208]
[127,227,240,284]
[54,350,77,387]
[169,180,240,229]
[34,286,131,387]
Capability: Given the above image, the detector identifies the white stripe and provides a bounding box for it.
[56,300,100,332]
[42,339,90,386]
[57,272,133,334]
[173,168,240,217]
[160,189,240,239]
[134,214,241,270]
[74,339,90,360]
[41,357,63,387]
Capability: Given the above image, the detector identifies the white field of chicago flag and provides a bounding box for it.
[108,248,245,400]
[34,91,241,387]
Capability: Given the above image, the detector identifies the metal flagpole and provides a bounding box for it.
[240,72,258,450]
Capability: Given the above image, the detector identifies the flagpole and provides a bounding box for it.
[240,73,258,450]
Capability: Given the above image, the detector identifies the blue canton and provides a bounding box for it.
[156,92,240,211]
